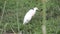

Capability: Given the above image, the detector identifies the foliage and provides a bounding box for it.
[0,0,60,34]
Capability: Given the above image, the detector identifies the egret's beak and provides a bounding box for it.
[37,8,39,11]
[37,8,39,10]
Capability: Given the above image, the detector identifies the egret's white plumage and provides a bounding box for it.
[23,7,38,24]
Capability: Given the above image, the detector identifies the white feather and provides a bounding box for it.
[23,7,38,24]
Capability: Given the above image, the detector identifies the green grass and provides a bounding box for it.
[0,0,60,34]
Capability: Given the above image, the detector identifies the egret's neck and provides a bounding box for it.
[34,9,37,12]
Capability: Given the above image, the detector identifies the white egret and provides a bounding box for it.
[23,7,38,24]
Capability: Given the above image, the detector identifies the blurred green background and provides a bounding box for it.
[0,0,60,34]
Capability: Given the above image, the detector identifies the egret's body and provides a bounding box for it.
[23,7,38,24]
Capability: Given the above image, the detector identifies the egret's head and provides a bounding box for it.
[33,7,38,11]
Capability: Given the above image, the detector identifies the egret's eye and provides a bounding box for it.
[36,10,39,11]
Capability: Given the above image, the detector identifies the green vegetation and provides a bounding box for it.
[0,0,60,34]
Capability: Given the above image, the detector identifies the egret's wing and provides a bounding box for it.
[23,9,33,24]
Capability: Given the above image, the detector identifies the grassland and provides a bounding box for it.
[0,0,60,34]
